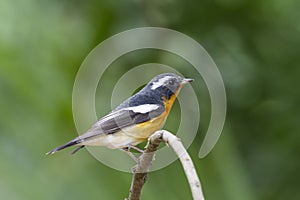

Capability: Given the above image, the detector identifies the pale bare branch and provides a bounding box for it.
[127,130,205,200]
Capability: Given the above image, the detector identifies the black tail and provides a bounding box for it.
[46,139,84,155]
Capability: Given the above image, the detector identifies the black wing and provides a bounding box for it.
[79,104,165,140]
[47,104,164,154]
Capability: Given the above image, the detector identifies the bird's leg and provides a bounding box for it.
[121,147,139,163]
[127,145,144,153]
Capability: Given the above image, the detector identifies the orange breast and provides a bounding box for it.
[129,85,183,142]
[163,83,183,113]
[134,112,168,140]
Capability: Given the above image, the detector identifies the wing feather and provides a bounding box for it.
[77,104,164,141]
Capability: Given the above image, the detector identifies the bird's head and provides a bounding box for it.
[146,73,193,100]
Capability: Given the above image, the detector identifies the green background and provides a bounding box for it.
[1,0,299,199]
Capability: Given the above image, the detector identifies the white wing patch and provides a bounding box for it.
[125,104,160,113]
[94,104,160,127]
[151,76,172,90]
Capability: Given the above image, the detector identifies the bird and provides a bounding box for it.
[47,73,193,155]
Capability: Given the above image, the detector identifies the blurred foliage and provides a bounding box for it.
[1,0,300,199]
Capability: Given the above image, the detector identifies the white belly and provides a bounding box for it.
[80,130,139,149]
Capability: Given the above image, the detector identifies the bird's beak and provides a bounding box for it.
[181,78,194,85]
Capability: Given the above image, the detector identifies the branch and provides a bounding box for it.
[127,130,205,200]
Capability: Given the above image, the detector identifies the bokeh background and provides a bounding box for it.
[1,0,299,199]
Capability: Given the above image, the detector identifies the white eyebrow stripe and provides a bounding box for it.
[125,104,160,113]
[151,76,172,90]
